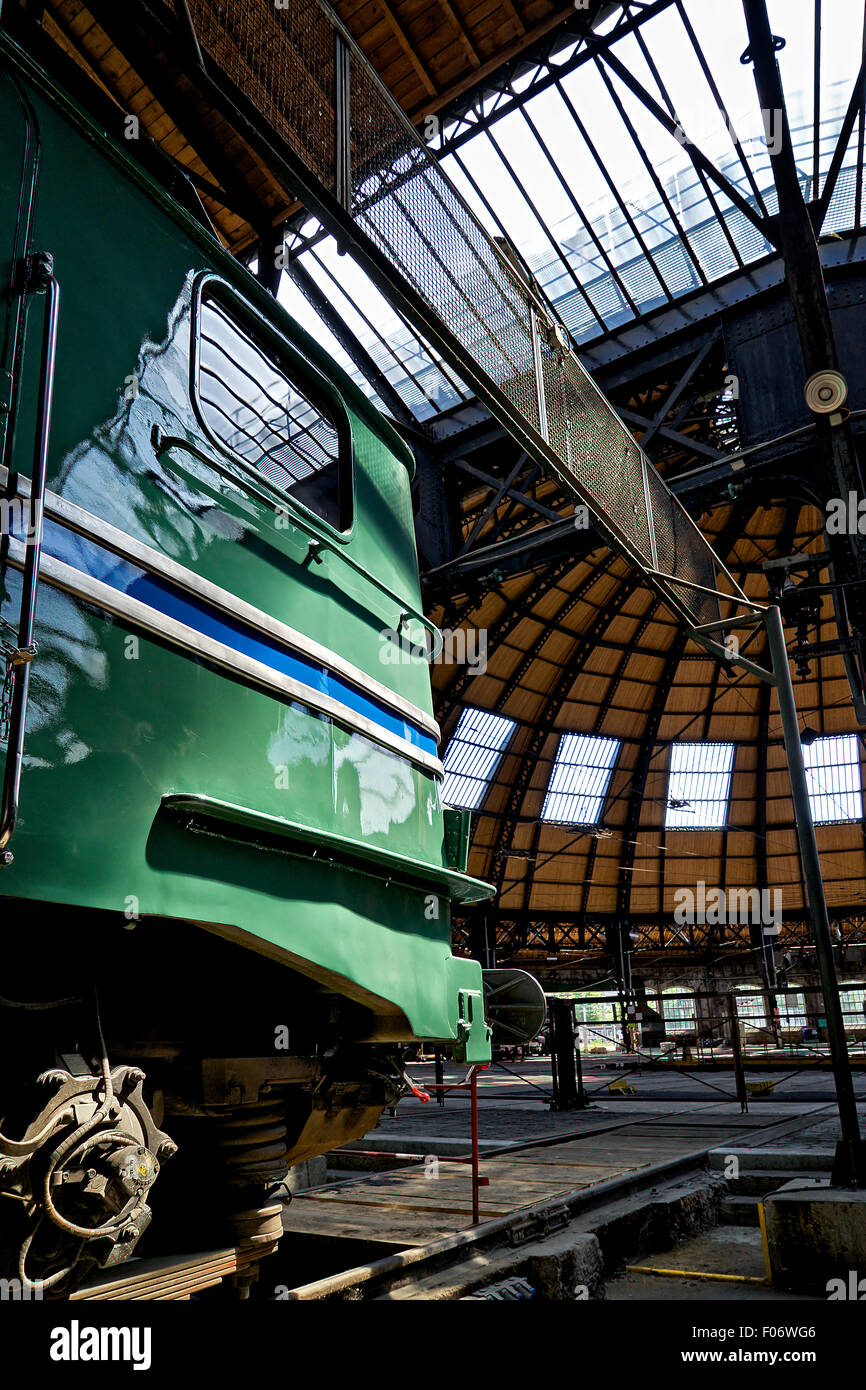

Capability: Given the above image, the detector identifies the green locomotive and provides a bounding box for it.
[0,30,492,1294]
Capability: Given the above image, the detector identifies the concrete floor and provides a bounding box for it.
[279,1059,863,1262]
[370,1057,865,1150]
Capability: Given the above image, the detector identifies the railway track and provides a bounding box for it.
[66,1104,833,1300]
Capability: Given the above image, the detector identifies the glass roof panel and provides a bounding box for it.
[277,274,386,412]
[438,150,503,239]
[665,741,735,829]
[541,734,621,826]
[441,707,517,811]
[804,733,863,825]
[285,1,865,418]
[287,225,470,421]
[675,2,764,171]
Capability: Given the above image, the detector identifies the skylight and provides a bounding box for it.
[438,0,863,346]
[278,2,865,419]
[665,742,735,829]
[803,733,863,824]
[440,708,516,810]
[279,224,471,423]
[541,733,620,825]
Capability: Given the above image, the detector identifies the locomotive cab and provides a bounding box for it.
[0,28,491,1295]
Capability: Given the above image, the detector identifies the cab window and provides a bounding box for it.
[196,289,351,532]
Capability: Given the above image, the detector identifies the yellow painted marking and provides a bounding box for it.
[758,1200,772,1282]
[626,1265,768,1285]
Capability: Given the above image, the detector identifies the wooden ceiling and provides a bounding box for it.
[334,0,579,121]
[432,495,866,937]
[34,0,283,250]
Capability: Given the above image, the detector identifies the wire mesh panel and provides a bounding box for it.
[643,461,722,626]
[188,0,338,192]
[540,340,654,567]
[186,0,748,627]
[349,58,543,433]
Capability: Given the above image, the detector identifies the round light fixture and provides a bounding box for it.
[804,369,848,415]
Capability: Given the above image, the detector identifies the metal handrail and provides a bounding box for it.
[1,254,59,860]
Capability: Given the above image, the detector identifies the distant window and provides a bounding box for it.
[441,707,516,811]
[735,990,767,1026]
[571,992,620,1050]
[778,992,808,1029]
[665,742,735,829]
[803,733,863,824]
[662,991,695,1030]
[841,984,866,1028]
[196,289,350,531]
[541,733,620,825]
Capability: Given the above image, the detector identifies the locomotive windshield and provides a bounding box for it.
[196,288,350,532]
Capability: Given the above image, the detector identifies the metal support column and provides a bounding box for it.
[609,921,634,1053]
[743,0,866,721]
[727,993,749,1114]
[468,913,496,970]
[741,0,862,499]
[765,603,866,1185]
[549,999,587,1111]
[433,1048,445,1108]
[334,34,351,213]
[470,1067,480,1224]
[0,256,59,860]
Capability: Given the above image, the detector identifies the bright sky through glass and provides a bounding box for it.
[441,707,517,810]
[803,733,864,825]
[282,1,865,420]
[665,741,735,829]
[541,734,620,825]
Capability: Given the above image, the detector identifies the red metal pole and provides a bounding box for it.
[470,1067,479,1224]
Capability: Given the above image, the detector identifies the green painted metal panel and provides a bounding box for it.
[0,40,491,1061]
